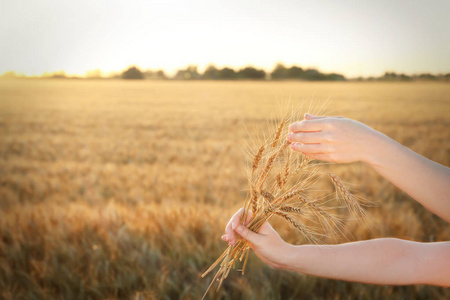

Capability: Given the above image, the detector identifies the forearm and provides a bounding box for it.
[363,131,450,222]
[284,238,450,286]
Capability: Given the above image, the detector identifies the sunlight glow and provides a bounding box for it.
[0,0,449,77]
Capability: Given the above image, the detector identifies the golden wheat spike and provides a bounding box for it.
[292,155,311,176]
[276,173,283,189]
[272,119,286,148]
[274,211,308,235]
[282,151,290,185]
[276,189,304,204]
[250,190,259,214]
[252,145,265,175]
[327,172,365,215]
[260,189,275,203]
[257,140,291,190]
[279,205,302,213]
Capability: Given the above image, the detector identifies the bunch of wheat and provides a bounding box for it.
[201,115,371,299]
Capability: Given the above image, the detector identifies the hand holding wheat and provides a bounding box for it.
[201,113,371,299]
[222,208,293,270]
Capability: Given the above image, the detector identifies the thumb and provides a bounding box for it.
[304,113,325,120]
[234,224,261,245]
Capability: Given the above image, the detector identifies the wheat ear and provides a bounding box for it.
[272,119,286,148]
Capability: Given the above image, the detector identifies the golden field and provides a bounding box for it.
[0,79,449,299]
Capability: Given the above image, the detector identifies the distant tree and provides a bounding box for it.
[174,65,200,80]
[51,70,67,79]
[155,70,167,79]
[381,72,398,81]
[326,73,346,81]
[237,67,266,79]
[399,74,411,81]
[444,73,450,82]
[174,70,186,80]
[217,67,236,79]
[418,73,437,81]
[287,66,304,79]
[202,65,220,80]
[271,63,288,79]
[379,72,410,81]
[143,69,167,80]
[271,64,345,81]
[303,69,326,81]
[122,66,144,79]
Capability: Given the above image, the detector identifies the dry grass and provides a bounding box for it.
[0,79,449,299]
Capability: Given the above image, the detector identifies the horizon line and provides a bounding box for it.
[2,63,449,80]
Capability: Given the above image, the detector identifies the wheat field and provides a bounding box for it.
[0,79,449,299]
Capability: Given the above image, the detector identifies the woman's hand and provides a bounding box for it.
[288,114,450,222]
[221,208,294,270]
[287,114,385,164]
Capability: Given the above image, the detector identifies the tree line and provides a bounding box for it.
[2,65,449,82]
[118,65,450,82]
[122,64,346,81]
[356,72,450,82]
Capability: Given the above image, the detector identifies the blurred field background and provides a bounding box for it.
[0,79,449,300]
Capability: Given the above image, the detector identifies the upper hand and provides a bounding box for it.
[287,114,383,164]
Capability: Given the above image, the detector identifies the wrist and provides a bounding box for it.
[361,129,393,168]
[280,244,303,272]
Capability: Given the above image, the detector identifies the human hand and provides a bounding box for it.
[287,114,384,164]
[221,208,294,269]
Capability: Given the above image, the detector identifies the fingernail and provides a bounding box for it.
[290,143,296,150]
[305,113,312,117]
[287,132,293,139]
[221,234,228,241]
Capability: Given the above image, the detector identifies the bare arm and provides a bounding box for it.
[364,132,450,222]
[222,209,450,287]
[288,238,450,286]
[287,114,450,222]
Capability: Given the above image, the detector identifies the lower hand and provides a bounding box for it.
[222,208,293,269]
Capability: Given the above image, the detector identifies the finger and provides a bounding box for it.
[289,119,326,133]
[287,131,328,144]
[234,224,261,246]
[304,113,326,120]
[225,209,242,244]
[221,234,228,242]
[305,114,343,120]
[225,219,239,244]
[290,143,324,154]
[226,208,253,245]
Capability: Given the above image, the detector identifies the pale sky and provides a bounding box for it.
[1,0,449,78]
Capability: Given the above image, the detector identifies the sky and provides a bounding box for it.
[1,0,449,78]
